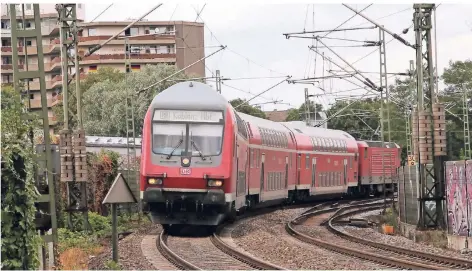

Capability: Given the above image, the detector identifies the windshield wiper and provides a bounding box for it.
[191,140,206,160]
[166,139,183,159]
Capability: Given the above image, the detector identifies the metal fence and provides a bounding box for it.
[398,165,419,225]
[445,160,472,236]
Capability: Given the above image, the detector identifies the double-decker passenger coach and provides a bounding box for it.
[140,82,239,227]
[140,81,402,229]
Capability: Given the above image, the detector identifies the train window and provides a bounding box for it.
[306,155,310,169]
[364,147,368,158]
[354,152,358,161]
[250,149,254,168]
[298,154,301,169]
[289,154,292,168]
[349,157,353,169]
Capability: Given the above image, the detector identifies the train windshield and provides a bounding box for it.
[188,123,223,156]
[152,123,186,155]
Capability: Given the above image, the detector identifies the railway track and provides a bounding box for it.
[156,225,284,270]
[329,205,472,270]
[286,201,472,270]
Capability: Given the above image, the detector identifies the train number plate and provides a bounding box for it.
[180,168,192,175]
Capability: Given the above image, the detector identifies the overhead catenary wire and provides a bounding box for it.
[89,3,113,23]
[234,77,291,109]
[138,45,227,94]
[84,4,163,57]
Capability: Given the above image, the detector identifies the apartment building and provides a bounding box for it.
[78,21,205,77]
[1,4,205,132]
[1,3,86,127]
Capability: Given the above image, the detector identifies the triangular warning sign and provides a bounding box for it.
[102,173,137,204]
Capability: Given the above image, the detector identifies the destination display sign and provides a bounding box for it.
[153,110,223,123]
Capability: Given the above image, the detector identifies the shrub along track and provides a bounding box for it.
[286,201,472,270]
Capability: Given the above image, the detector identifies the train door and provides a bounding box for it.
[285,156,288,188]
[311,157,317,195]
[343,158,348,186]
[260,153,265,201]
[297,153,301,185]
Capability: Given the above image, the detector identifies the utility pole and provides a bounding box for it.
[56,4,90,232]
[10,4,58,267]
[412,4,446,230]
[216,69,222,93]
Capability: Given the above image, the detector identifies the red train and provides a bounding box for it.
[140,82,400,227]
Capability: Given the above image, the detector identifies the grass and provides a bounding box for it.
[56,212,149,270]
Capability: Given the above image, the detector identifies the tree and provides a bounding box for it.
[285,100,323,121]
[81,64,194,137]
[1,85,40,269]
[53,67,125,131]
[230,98,267,119]
[439,60,472,160]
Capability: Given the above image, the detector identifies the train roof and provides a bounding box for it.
[281,121,356,141]
[357,140,400,148]
[149,81,228,111]
[237,111,292,132]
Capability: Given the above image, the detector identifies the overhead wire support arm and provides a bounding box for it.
[234,77,291,109]
[84,3,163,57]
[343,4,416,49]
[309,43,379,91]
[283,25,376,38]
[138,45,227,94]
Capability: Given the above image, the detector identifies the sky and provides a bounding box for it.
[81,1,472,112]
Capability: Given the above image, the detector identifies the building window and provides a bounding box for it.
[88,28,97,36]
[25,21,32,28]
[25,4,32,10]
[2,56,12,64]
[78,4,82,8]
[26,40,32,46]
[125,27,138,36]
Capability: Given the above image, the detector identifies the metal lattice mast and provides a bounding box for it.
[304,88,311,126]
[124,37,139,213]
[10,3,58,266]
[216,70,222,93]
[413,3,446,229]
[56,4,90,231]
[378,27,388,211]
[406,60,415,161]
[464,88,471,159]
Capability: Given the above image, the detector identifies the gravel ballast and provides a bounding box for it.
[88,225,161,270]
[231,208,385,270]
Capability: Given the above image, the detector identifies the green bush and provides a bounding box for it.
[58,228,97,253]
[88,212,112,238]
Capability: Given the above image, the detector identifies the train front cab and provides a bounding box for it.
[140,82,237,226]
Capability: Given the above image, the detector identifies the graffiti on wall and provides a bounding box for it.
[445,160,470,236]
[467,160,472,236]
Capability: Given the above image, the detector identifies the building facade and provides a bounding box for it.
[1,4,205,132]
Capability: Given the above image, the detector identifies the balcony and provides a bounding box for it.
[1,43,60,55]
[80,53,176,65]
[1,28,11,36]
[78,34,176,46]
[1,57,61,74]
[24,98,53,109]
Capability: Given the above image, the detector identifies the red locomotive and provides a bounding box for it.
[140,82,400,228]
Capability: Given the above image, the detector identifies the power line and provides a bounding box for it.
[322,4,373,38]
[234,77,291,109]
[89,3,113,23]
[226,47,288,76]
[349,7,412,28]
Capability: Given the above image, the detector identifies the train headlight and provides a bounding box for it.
[148,178,163,185]
[207,179,223,187]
